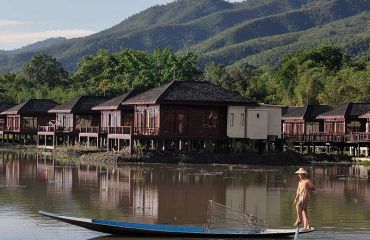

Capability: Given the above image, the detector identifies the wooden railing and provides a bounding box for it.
[38,126,74,133]
[134,127,160,136]
[108,126,132,135]
[79,126,99,133]
[346,132,370,142]
[6,126,20,132]
[38,126,55,132]
[283,133,346,143]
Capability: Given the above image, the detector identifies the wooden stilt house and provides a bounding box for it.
[316,103,370,143]
[38,96,107,148]
[0,99,57,143]
[0,103,17,142]
[282,104,332,137]
[0,103,16,131]
[122,81,251,151]
[91,92,137,152]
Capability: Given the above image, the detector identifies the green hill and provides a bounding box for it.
[0,0,369,72]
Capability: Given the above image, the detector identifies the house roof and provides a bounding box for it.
[49,96,108,114]
[282,105,332,119]
[0,99,57,115]
[282,106,305,119]
[123,81,255,105]
[317,103,370,119]
[92,91,136,110]
[0,103,16,113]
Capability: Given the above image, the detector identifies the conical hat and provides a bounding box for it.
[295,167,308,174]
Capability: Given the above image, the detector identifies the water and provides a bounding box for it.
[0,151,370,240]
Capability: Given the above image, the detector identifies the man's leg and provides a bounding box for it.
[302,209,310,229]
[294,203,303,226]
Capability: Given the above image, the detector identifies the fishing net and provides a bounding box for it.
[203,200,267,233]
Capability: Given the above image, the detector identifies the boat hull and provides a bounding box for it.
[39,211,315,238]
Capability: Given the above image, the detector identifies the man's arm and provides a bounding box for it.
[308,180,316,191]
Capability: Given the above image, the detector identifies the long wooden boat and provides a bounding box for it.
[39,211,315,238]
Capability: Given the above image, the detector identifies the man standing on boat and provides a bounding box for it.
[293,168,315,230]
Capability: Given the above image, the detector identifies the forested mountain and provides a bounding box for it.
[0,0,369,72]
[7,37,68,54]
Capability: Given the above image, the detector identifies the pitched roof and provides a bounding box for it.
[1,99,57,115]
[123,81,254,105]
[92,91,136,110]
[282,106,305,118]
[359,112,370,119]
[317,103,370,119]
[0,103,16,113]
[282,105,332,119]
[49,96,108,114]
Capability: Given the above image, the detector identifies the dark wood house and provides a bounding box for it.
[122,81,251,150]
[282,105,332,135]
[316,103,370,134]
[38,96,107,148]
[0,103,16,131]
[92,92,137,151]
[359,112,370,133]
[0,99,57,134]
[0,99,57,143]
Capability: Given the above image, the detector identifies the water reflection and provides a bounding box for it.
[0,151,370,240]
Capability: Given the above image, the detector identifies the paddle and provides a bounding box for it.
[294,224,300,240]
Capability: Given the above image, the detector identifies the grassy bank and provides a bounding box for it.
[0,144,357,166]
[50,147,355,166]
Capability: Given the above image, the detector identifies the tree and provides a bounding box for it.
[20,54,69,88]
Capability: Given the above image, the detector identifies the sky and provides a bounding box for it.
[0,0,243,50]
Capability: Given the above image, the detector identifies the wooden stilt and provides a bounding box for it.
[107,138,110,152]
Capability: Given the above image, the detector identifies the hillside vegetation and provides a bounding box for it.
[1,0,369,72]
[0,45,370,108]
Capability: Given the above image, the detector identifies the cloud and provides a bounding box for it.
[0,19,31,27]
[0,29,96,49]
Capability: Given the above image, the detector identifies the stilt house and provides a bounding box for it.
[282,105,332,135]
[92,92,137,151]
[0,103,16,131]
[1,99,57,134]
[316,103,370,134]
[38,96,107,148]
[122,81,252,150]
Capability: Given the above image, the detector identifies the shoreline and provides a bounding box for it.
[0,144,365,167]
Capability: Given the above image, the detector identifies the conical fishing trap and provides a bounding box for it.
[203,200,267,233]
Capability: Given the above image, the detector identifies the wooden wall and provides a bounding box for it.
[133,104,227,139]
[161,105,227,139]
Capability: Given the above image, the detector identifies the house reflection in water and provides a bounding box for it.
[226,185,280,223]
[0,152,37,186]
[34,156,159,222]
[1,151,370,228]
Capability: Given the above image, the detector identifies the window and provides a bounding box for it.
[23,117,37,130]
[229,113,234,127]
[257,113,260,118]
[240,113,245,127]
[57,113,73,128]
[347,121,362,133]
[203,111,219,128]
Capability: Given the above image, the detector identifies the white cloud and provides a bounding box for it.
[0,19,31,27]
[0,29,96,49]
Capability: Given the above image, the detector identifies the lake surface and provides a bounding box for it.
[0,151,370,240]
